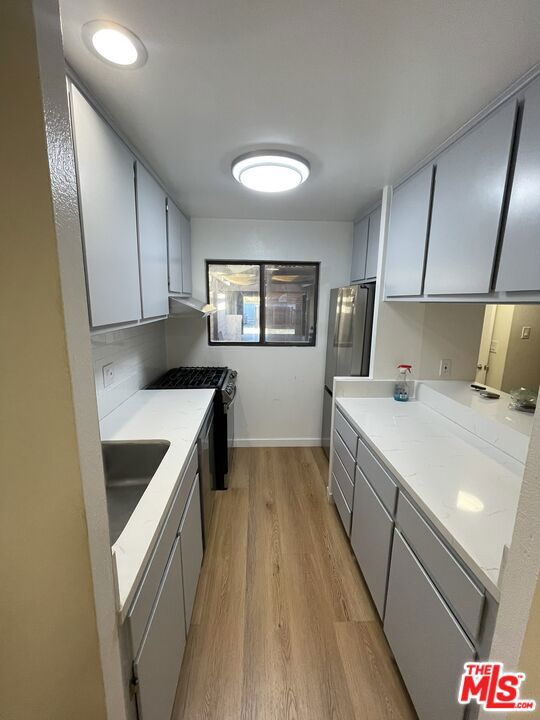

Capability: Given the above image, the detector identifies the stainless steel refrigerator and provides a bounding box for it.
[321,283,375,457]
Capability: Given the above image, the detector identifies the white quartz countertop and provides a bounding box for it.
[336,397,525,600]
[100,389,214,618]
[419,380,534,439]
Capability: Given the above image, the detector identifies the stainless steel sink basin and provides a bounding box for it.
[102,441,170,545]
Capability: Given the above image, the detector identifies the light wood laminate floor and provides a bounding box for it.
[173,447,417,720]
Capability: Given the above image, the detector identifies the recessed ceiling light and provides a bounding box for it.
[232,151,310,193]
[82,21,147,68]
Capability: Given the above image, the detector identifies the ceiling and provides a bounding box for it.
[59,0,540,221]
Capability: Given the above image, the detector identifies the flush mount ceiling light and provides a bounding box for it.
[232,151,310,193]
[82,20,147,68]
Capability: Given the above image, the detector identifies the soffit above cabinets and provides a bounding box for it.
[60,0,540,221]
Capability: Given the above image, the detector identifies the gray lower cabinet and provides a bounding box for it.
[424,100,517,295]
[179,475,204,632]
[365,206,381,280]
[385,165,434,297]
[134,536,186,720]
[350,469,393,618]
[397,494,485,639]
[70,85,141,327]
[332,473,352,536]
[384,530,475,720]
[351,216,369,282]
[496,77,540,292]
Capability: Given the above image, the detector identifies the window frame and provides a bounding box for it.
[206,259,320,347]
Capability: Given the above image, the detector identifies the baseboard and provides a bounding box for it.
[234,438,321,448]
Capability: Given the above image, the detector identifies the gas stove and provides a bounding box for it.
[147,366,237,490]
[147,366,237,404]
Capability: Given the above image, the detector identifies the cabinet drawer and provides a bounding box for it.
[350,469,394,618]
[356,435,397,514]
[335,408,359,458]
[384,530,474,720]
[333,430,355,480]
[397,493,484,639]
[134,536,186,720]
[332,473,352,536]
[128,444,198,653]
[332,450,354,509]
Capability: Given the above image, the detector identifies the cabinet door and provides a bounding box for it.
[497,79,540,291]
[179,475,204,632]
[351,216,369,282]
[135,163,169,318]
[167,200,192,295]
[70,86,141,327]
[134,537,186,720]
[386,166,434,297]
[365,206,381,280]
[384,531,474,720]
[424,100,517,295]
[350,469,393,618]
[181,212,192,296]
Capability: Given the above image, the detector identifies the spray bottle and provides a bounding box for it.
[394,364,412,402]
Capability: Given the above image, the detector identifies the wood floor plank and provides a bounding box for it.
[335,621,417,719]
[174,488,248,719]
[173,447,417,720]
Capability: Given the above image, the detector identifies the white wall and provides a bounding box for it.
[92,322,167,419]
[166,218,352,445]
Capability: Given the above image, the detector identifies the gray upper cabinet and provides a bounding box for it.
[386,166,434,297]
[351,216,369,283]
[365,206,381,280]
[424,100,517,295]
[167,200,192,296]
[384,530,474,720]
[71,86,141,327]
[135,162,169,319]
[497,79,540,292]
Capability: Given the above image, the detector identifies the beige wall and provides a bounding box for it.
[502,305,540,394]
[418,303,484,380]
[372,300,483,382]
[0,2,107,718]
[519,575,540,704]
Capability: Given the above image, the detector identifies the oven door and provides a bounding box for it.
[197,407,215,546]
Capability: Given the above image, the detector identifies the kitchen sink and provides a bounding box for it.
[102,441,170,545]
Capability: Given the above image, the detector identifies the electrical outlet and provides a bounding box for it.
[439,358,452,377]
[102,362,115,388]
[521,326,531,340]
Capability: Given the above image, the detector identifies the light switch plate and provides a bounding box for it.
[521,326,531,340]
[102,362,115,388]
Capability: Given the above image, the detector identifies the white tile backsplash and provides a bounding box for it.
[92,322,167,419]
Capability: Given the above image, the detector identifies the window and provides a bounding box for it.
[207,261,319,346]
